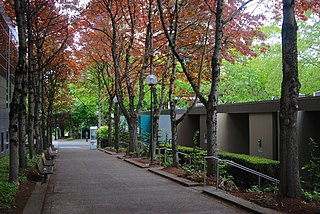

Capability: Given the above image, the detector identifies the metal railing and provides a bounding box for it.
[156,147,191,166]
[204,156,280,190]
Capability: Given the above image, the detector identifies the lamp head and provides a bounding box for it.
[146,74,158,86]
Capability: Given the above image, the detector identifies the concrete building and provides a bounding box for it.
[0,2,17,157]
[139,109,186,144]
[177,96,320,167]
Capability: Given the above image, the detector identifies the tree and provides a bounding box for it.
[83,0,152,153]
[157,0,265,176]
[9,0,27,184]
[279,0,301,198]
[279,0,319,199]
[31,2,70,151]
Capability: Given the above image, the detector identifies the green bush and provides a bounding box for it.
[218,151,279,187]
[66,137,74,141]
[97,126,108,140]
[159,144,279,187]
[301,138,320,202]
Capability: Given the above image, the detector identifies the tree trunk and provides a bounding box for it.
[168,1,179,168]
[41,107,47,149]
[114,102,119,152]
[34,72,42,153]
[128,116,138,152]
[10,0,27,184]
[97,73,102,147]
[97,73,102,129]
[47,95,54,147]
[60,127,65,138]
[26,6,35,159]
[157,0,223,176]
[205,0,223,177]
[19,80,28,169]
[35,37,44,153]
[47,112,52,147]
[206,105,218,176]
[107,99,113,147]
[41,73,47,150]
[279,0,301,198]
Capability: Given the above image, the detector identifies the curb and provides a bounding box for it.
[202,188,280,214]
[23,175,50,214]
[148,168,200,187]
[116,155,126,160]
[148,167,279,213]
[98,148,117,155]
[123,158,151,168]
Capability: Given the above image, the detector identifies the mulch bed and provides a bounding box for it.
[162,166,320,213]
[1,168,40,214]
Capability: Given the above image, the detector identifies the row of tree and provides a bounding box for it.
[70,0,318,198]
[73,0,266,177]
[5,0,74,184]
[6,0,319,199]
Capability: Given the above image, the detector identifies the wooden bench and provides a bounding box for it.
[50,145,58,152]
[46,147,58,160]
[41,153,54,166]
[37,159,53,183]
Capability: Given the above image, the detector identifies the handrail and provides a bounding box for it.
[156,147,192,166]
[204,156,279,190]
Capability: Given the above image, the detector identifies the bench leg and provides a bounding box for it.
[41,174,47,184]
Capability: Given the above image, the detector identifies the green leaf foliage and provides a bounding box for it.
[219,151,279,187]
[219,14,319,103]
[301,138,320,202]
[159,144,279,187]
[0,154,40,210]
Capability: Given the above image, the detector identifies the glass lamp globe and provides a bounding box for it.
[146,74,158,86]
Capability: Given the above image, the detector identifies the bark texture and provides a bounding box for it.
[19,79,28,169]
[10,0,27,184]
[26,5,35,159]
[280,0,301,198]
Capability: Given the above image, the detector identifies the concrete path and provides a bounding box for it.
[42,140,250,214]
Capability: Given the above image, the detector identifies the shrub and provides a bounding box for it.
[301,138,320,202]
[218,151,279,187]
[159,144,279,187]
[97,126,108,140]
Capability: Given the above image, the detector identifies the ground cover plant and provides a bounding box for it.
[157,143,319,213]
[301,138,320,203]
[0,154,39,211]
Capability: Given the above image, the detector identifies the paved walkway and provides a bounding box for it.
[42,141,250,214]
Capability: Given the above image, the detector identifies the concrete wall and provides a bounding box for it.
[199,115,206,149]
[0,75,9,157]
[175,100,320,162]
[217,113,249,154]
[140,113,186,144]
[249,113,274,159]
[177,115,199,147]
[298,111,320,168]
[158,115,172,143]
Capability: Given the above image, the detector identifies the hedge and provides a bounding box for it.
[159,144,280,187]
[218,151,279,187]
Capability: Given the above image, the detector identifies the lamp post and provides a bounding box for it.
[113,96,119,153]
[146,74,158,164]
[54,127,57,140]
